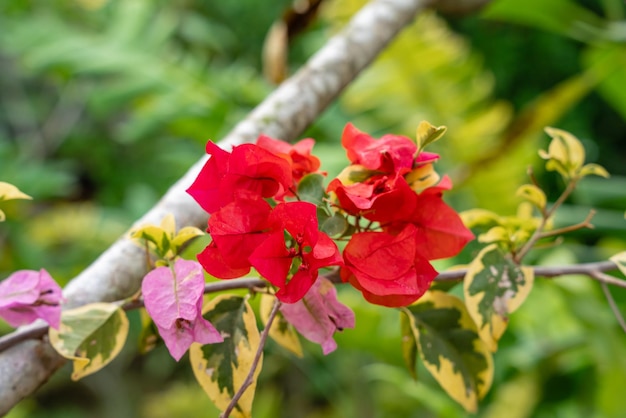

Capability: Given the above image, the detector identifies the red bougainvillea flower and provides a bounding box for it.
[198,197,276,279]
[249,201,343,303]
[0,269,63,329]
[327,173,417,222]
[142,259,223,361]
[256,135,322,183]
[280,277,355,355]
[341,123,439,173]
[383,177,474,260]
[341,225,439,307]
[187,141,292,214]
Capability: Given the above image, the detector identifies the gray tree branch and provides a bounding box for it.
[0,0,437,414]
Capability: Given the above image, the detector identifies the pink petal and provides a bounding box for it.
[0,269,63,329]
[0,270,40,307]
[142,259,205,329]
[280,278,355,354]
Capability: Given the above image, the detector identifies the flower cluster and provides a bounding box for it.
[187,136,342,303]
[330,124,474,307]
[188,122,473,309]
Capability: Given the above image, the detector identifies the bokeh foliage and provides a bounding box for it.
[1,0,625,417]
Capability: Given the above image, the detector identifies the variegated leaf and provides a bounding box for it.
[464,244,534,351]
[402,291,493,413]
[49,302,129,380]
[190,295,261,418]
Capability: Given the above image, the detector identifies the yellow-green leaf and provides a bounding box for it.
[478,226,510,244]
[171,226,205,252]
[541,127,586,179]
[405,163,441,193]
[579,163,610,179]
[610,251,626,277]
[160,213,176,237]
[464,244,534,352]
[516,184,547,211]
[416,121,447,152]
[402,291,493,413]
[0,182,32,221]
[544,127,586,167]
[259,294,303,357]
[131,225,171,255]
[48,302,129,380]
[0,182,32,201]
[190,295,261,418]
[460,209,501,228]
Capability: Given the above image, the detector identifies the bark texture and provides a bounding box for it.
[0,0,434,414]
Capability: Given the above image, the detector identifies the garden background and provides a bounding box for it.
[1,0,625,417]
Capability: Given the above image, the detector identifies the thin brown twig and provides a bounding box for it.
[598,280,626,334]
[219,298,281,418]
[587,270,626,289]
[537,209,596,239]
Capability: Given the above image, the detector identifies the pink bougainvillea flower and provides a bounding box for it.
[0,269,63,329]
[280,277,355,355]
[341,123,439,173]
[249,201,343,303]
[341,225,439,307]
[256,135,322,183]
[142,259,223,361]
[198,198,276,279]
[187,141,292,214]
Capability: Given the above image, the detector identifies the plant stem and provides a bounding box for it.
[536,209,595,239]
[219,298,281,418]
[514,178,579,263]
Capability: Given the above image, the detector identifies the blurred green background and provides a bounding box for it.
[1,0,626,417]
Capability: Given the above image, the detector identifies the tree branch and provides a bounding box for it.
[0,0,435,413]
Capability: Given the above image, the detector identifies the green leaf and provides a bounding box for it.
[320,212,348,237]
[297,173,326,206]
[516,184,547,211]
[482,0,604,41]
[48,302,129,380]
[402,291,493,413]
[415,120,447,152]
[400,313,418,380]
[478,226,510,244]
[463,244,534,352]
[190,295,261,418]
[259,294,303,357]
[610,251,626,277]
